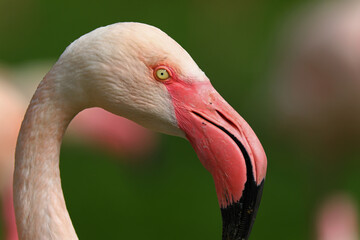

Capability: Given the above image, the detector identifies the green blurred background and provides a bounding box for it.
[1,0,359,239]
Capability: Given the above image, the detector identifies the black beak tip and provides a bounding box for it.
[220,180,265,240]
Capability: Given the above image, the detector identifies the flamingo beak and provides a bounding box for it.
[165,80,267,240]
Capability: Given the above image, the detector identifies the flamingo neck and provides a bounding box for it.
[14,78,79,240]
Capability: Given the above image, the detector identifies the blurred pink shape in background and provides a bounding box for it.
[272,2,360,239]
[317,194,359,240]
[2,188,17,240]
[273,0,360,152]
[0,76,24,240]
[68,107,157,159]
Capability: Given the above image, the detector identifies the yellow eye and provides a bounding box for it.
[156,68,170,80]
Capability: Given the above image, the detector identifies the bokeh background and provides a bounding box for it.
[1,0,360,239]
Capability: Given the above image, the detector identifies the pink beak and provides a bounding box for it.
[165,79,267,240]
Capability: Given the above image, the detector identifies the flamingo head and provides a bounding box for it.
[49,22,267,240]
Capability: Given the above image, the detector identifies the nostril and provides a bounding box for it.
[216,110,239,132]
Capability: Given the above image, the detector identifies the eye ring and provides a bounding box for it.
[154,66,172,81]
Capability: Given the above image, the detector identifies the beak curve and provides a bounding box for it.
[165,80,267,240]
[192,111,265,240]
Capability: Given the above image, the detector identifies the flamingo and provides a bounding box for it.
[14,22,267,240]
[273,0,360,188]
[272,0,360,238]
[273,0,360,155]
